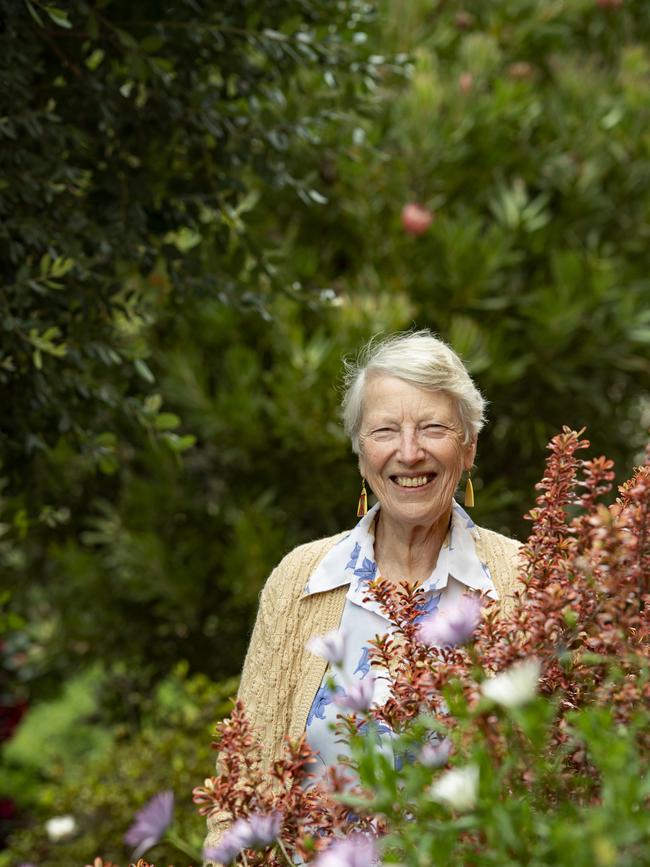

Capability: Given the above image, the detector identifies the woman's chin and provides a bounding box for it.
[379,497,452,530]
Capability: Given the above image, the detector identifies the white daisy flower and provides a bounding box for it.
[430,764,479,812]
[481,658,541,709]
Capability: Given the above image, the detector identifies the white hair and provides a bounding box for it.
[341,330,487,453]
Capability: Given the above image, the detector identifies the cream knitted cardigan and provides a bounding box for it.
[204,526,521,858]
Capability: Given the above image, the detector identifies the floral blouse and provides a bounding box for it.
[302,500,497,780]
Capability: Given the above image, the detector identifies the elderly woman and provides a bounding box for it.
[205,330,520,854]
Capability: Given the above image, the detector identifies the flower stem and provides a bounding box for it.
[165,830,201,862]
[276,837,295,866]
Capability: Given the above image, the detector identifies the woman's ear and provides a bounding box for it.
[464,438,477,471]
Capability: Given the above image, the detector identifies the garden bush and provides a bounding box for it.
[1,665,238,867]
[3,0,650,712]
[0,0,392,702]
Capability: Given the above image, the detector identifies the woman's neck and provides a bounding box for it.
[373,507,452,586]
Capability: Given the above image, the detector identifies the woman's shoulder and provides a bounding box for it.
[475,525,524,612]
[475,525,522,556]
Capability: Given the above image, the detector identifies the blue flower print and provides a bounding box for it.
[413,591,442,625]
[395,746,419,772]
[345,542,361,571]
[358,720,391,746]
[354,557,377,589]
[481,561,493,582]
[353,646,371,679]
[307,684,339,727]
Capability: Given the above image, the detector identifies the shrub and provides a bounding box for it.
[1,665,238,867]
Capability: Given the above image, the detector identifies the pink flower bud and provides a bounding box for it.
[401,203,434,236]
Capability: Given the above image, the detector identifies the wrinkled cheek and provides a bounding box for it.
[440,449,465,498]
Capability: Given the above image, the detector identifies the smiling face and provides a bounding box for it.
[357,374,476,531]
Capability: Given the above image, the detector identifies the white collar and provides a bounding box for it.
[302,500,497,600]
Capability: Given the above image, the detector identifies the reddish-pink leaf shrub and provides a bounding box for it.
[365,428,649,781]
[192,701,374,864]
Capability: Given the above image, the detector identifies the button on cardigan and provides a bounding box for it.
[204,523,522,860]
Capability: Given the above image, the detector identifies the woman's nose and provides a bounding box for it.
[397,430,424,463]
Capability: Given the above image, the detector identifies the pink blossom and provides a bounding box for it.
[459,72,474,92]
[417,594,481,647]
[401,203,434,236]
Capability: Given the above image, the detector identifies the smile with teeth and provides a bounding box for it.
[392,474,435,488]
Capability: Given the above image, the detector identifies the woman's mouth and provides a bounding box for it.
[390,474,436,489]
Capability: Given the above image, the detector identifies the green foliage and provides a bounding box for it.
[1,665,113,807]
[349,683,650,867]
[0,0,381,463]
[0,0,392,700]
[300,0,650,534]
[4,298,408,712]
[1,664,238,867]
[1,0,649,856]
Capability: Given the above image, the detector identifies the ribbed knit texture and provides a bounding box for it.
[204,526,521,862]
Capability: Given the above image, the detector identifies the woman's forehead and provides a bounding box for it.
[361,375,457,420]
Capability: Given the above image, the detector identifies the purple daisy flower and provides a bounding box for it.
[204,812,282,865]
[314,833,379,867]
[420,737,452,768]
[417,594,481,648]
[307,629,347,666]
[333,674,375,713]
[124,790,174,859]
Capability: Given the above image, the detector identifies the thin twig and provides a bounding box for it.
[276,837,295,866]
[43,29,83,78]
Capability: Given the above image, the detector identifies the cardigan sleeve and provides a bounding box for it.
[230,534,348,763]
[236,562,297,767]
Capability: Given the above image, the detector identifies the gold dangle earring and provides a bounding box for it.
[464,469,475,508]
[356,478,368,517]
